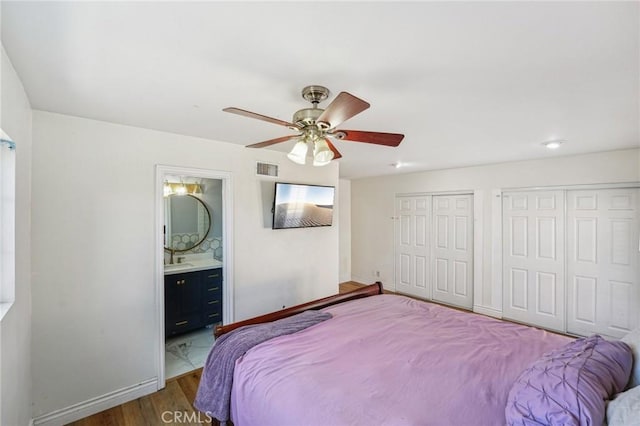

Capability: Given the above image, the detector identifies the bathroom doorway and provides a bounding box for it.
[155,165,234,388]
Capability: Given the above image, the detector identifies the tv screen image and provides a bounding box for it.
[273,183,335,229]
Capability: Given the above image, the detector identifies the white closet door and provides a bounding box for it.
[567,188,640,338]
[502,191,565,332]
[395,196,430,299]
[432,194,473,309]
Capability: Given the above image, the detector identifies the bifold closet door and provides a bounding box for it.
[567,188,640,338]
[502,191,565,332]
[395,196,430,299]
[432,194,473,309]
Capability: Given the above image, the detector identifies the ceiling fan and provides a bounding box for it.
[223,85,404,166]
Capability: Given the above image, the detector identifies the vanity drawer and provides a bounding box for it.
[202,308,222,325]
[201,268,223,285]
[203,296,221,309]
[165,313,201,336]
[202,286,222,304]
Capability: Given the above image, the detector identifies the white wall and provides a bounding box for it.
[338,178,351,283]
[351,148,639,314]
[30,111,339,418]
[0,45,33,426]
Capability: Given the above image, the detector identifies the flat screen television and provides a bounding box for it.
[272,182,335,229]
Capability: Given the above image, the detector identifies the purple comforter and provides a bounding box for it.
[230,294,571,426]
[194,310,332,422]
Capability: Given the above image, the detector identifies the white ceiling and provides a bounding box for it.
[2,1,638,179]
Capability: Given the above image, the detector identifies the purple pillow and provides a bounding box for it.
[505,335,632,426]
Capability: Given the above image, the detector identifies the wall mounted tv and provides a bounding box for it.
[272,182,335,230]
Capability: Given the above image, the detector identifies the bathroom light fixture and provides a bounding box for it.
[175,183,188,195]
[163,182,202,197]
[542,139,565,149]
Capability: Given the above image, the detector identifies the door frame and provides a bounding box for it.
[155,164,234,389]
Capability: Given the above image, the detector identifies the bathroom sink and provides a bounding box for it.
[164,263,193,271]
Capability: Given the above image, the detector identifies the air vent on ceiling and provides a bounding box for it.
[256,161,278,177]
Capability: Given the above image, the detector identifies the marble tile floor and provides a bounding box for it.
[165,326,216,379]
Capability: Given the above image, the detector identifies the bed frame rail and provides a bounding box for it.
[214,282,383,338]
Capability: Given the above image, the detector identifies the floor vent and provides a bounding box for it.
[256,162,278,177]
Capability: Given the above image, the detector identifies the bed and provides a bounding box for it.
[196,283,637,426]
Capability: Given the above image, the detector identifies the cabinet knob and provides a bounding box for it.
[208,300,219,305]
[208,287,220,291]
[175,320,188,326]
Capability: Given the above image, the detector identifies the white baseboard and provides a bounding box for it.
[32,378,157,426]
[349,275,366,284]
[473,305,503,318]
[351,275,386,287]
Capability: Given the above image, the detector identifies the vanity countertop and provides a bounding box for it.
[164,258,223,275]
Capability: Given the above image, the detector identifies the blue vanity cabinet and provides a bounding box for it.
[201,268,223,326]
[164,267,223,337]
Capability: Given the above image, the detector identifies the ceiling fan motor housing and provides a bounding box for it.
[295,86,331,128]
[293,108,323,128]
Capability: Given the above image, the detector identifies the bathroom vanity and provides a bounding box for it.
[164,259,223,337]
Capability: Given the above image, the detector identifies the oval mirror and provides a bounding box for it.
[164,194,211,252]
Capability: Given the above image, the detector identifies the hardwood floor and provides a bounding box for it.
[338,280,367,293]
[68,282,366,426]
[68,369,209,426]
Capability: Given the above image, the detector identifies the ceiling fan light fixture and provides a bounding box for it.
[313,138,334,166]
[287,140,308,165]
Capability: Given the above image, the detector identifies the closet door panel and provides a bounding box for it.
[432,194,473,309]
[567,188,640,337]
[395,196,430,299]
[503,191,565,332]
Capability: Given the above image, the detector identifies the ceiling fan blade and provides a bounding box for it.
[325,139,342,160]
[316,92,370,128]
[246,135,300,148]
[333,130,404,147]
[223,107,297,129]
